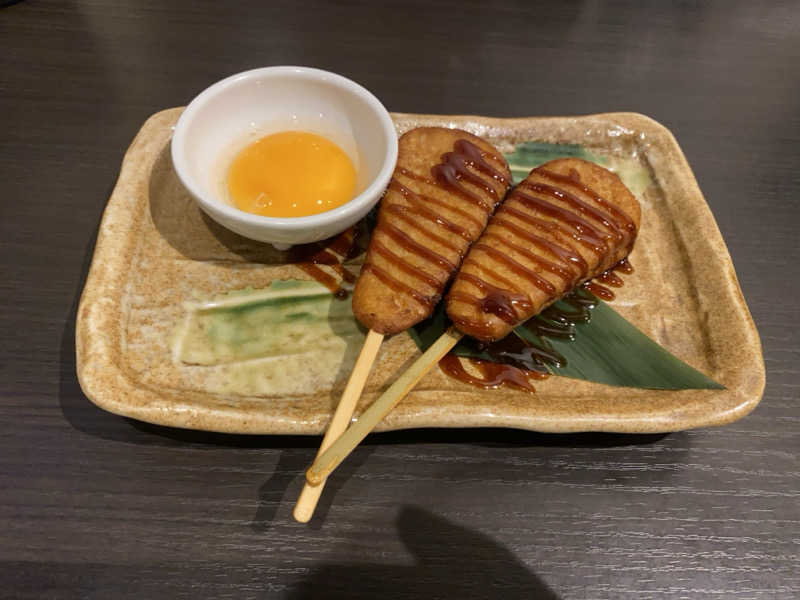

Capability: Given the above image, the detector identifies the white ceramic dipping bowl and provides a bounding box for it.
[171,66,398,249]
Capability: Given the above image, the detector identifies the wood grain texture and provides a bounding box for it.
[0,1,798,598]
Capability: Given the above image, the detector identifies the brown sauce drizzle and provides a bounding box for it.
[580,258,633,301]
[431,160,493,211]
[449,272,532,325]
[439,355,546,393]
[447,183,614,338]
[446,161,638,350]
[431,139,507,211]
[537,167,637,246]
[518,180,624,244]
[442,259,634,392]
[293,229,353,265]
[451,139,509,185]
[339,265,357,284]
[479,290,525,325]
[370,239,441,289]
[494,208,589,278]
[362,138,506,311]
[386,204,463,255]
[615,257,634,274]
[472,242,556,297]
[596,270,624,287]
[395,166,436,186]
[327,229,359,258]
[295,228,360,298]
[481,232,573,284]
[388,178,477,238]
[361,262,438,310]
[448,291,516,326]
[582,282,615,301]
[297,264,345,298]
[379,221,456,273]
[530,290,597,342]
[482,325,567,366]
[468,259,529,302]
[511,189,608,254]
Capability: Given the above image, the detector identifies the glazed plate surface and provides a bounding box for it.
[75,108,764,434]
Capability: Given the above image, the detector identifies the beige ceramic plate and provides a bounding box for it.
[75,108,764,434]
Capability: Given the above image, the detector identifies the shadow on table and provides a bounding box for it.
[248,442,377,531]
[288,505,560,599]
[0,506,561,599]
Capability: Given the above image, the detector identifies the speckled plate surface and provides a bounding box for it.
[75,108,764,434]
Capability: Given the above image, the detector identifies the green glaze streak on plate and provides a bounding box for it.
[503,141,652,198]
[505,141,606,183]
[176,280,363,368]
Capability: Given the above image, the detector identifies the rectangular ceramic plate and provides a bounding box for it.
[76,109,764,434]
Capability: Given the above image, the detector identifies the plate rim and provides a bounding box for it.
[75,108,765,435]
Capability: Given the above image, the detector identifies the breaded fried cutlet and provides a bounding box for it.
[352,127,512,335]
[446,157,641,342]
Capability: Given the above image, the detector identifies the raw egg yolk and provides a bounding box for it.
[227,131,357,218]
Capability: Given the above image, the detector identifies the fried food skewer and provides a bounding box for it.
[306,157,641,486]
[293,127,511,521]
[447,157,639,341]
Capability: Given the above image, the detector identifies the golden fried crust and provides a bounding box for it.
[446,158,641,342]
[353,127,511,335]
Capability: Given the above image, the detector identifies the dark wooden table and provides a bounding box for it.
[2,1,798,598]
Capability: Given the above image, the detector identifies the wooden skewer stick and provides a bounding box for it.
[306,327,463,486]
[293,328,384,523]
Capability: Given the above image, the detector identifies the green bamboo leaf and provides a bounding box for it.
[409,141,723,390]
[504,141,607,182]
[176,280,364,366]
[535,300,722,389]
[409,297,723,390]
